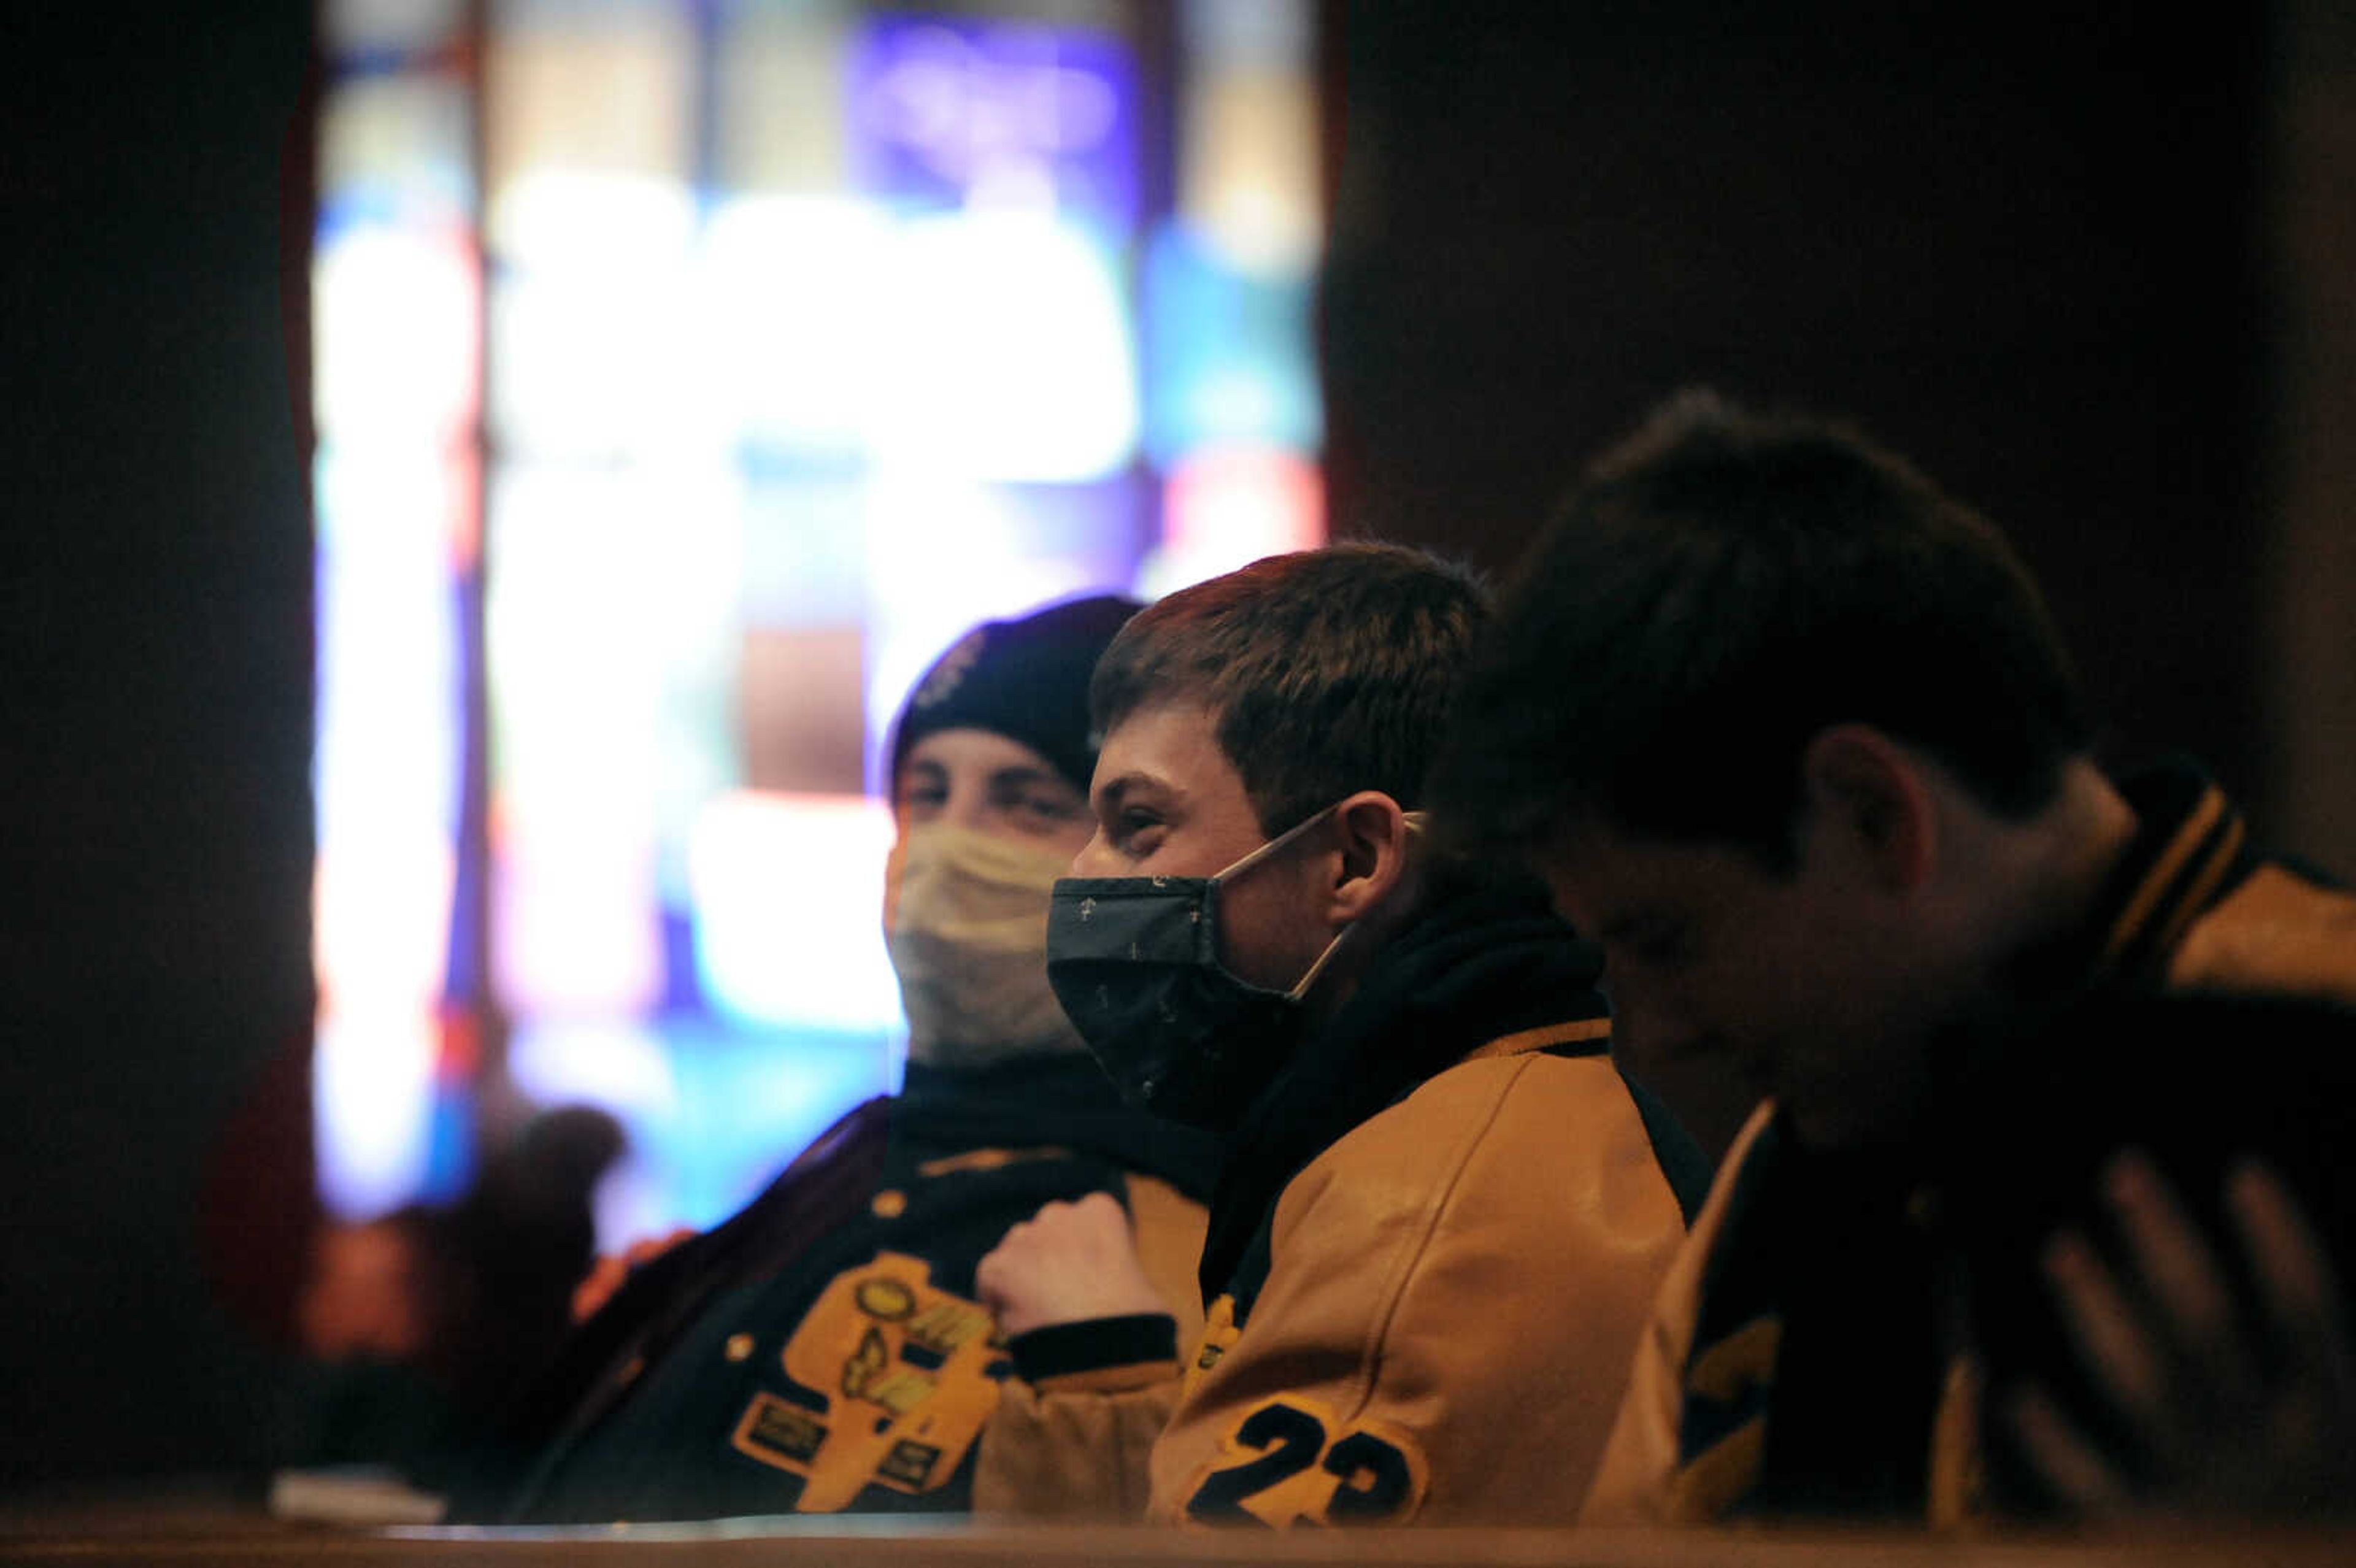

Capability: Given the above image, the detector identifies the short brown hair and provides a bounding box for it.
[1092,544,1490,835]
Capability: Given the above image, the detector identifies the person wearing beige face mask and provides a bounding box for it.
[882,751,1098,1070]
[446,596,1220,1526]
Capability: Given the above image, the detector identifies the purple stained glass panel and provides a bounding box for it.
[847,15,1139,229]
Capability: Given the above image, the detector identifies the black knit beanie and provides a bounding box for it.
[887,594,1142,796]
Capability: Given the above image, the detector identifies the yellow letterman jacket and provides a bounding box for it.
[1581,762,2356,1528]
[979,878,1706,1526]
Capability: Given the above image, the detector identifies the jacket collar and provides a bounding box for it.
[2079,758,2252,988]
[1196,869,1607,1306]
[1457,1015,1614,1063]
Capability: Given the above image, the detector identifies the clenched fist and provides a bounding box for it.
[976,1191,1168,1338]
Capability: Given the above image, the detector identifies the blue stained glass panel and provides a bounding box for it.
[1142,221,1322,464]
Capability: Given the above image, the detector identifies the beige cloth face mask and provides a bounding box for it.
[886,823,1089,1069]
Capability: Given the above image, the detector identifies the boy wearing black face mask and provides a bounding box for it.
[446,597,1222,1524]
[971,545,1706,1526]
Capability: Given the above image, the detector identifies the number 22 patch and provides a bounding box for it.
[1182,1395,1429,1526]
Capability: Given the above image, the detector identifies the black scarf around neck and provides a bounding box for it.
[1196,869,1609,1305]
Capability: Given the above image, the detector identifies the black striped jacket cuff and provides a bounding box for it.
[1008,1312,1177,1383]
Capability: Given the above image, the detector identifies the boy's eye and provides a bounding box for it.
[999,785,1080,822]
[982,778,1085,832]
[1112,809,1165,853]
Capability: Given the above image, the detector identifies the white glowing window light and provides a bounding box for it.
[696,194,893,457]
[696,198,1150,480]
[488,204,704,459]
[863,210,1141,482]
[487,463,742,1019]
[310,37,482,1222]
[313,452,466,1015]
[313,223,479,444]
[687,791,903,1034]
[644,485,748,910]
[490,168,699,274]
[315,1011,443,1220]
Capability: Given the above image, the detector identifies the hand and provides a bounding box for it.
[569,1225,698,1324]
[975,1191,1168,1339]
[2003,1151,2356,1518]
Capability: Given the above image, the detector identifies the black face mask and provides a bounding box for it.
[1044,807,1374,1130]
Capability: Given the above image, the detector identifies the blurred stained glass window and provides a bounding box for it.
[309,0,1323,1242]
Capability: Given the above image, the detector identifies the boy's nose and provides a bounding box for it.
[1069,831,1119,879]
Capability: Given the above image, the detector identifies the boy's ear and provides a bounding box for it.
[1800,724,1936,893]
[1324,791,1413,921]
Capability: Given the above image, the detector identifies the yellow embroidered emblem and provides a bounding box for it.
[1182,1294,1242,1396]
[907,1299,990,1356]
[733,1392,825,1465]
[728,1251,1007,1510]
